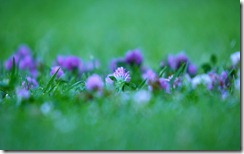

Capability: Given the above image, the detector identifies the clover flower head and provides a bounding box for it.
[16,87,30,100]
[230,51,240,66]
[142,69,158,84]
[176,52,188,65]
[19,55,36,70]
[187,63,197,76]
[113,67,131,83]
[22,76,38,90]
[4,55,20,70]
[56,55,82,71]
[167,54,177,70]
[85,74,104,92]
[50,66,64,78]
[16,44,31,57]
[125,49,143,66]
[109,57,125,71]
[159,78,170,93]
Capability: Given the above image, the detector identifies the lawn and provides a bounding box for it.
[0,0,241,150]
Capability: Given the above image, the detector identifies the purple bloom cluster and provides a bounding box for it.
[50,66,64,79]
[125,49,143,66]
[22,76,39,90]
[109,48,143,71]
[162,52,197,76]
[2,44,239,100]
[4,45,39,77]
[142,69,170,92]
[55,55,82,71]
[85,74,104,92]
[16,88,30,100]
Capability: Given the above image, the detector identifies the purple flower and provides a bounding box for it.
[63,56,81,70]
[16,88,30,100]
[85,74,104,92]
[159,78,170,93]
[176,52,188,68]
[167,55,177,70]
[4,55,20,70]
[84,59,100,72]
[109,57,125,71]
[50,66,64,78]
[55,55,82,71]
[125,49,143,66]
[187,63,197,76]
[220,71,228,81]
[16,45,31,57]
[113,67,131,83]
[19,56,35,70]
[219,71,228,89]
[142,69,158,84]
[22,77,38,90]
[56,55,66,66]
[167,52,189,70]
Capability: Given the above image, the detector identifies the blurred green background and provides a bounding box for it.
[0,0,240,68]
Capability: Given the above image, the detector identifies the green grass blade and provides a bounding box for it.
[43,67,60,93]
[170,62,188,86]
[65,81,83,92]
[159,66,168,78]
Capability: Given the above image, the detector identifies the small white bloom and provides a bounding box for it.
[40,102,52,115]
[230,51,240,66]
[191,74,212,88]
[133,90,151,104]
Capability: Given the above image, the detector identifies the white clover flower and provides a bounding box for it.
[133,90,151,104]
[191,74,212,89]
[230,51,240,66]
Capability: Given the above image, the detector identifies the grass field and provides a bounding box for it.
[0,0,241,150]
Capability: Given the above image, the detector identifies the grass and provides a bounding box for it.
[0,0,241,150]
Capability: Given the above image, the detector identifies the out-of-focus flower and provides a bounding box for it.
[55,55,82,71]
[187,63,197,76]
[84,59,100,72]
[142,69,158,84]
[16,88,30,100]
[109,57,125,71]
[22,77,38,90]
[167,55,177,70]
[85,74,104,92]
[159,78,170,93]
[175,52,188,68]
[113,67,131,83]
[105,74,114,86]
[172,77,182,89]
[221,90,229,100]
[50,66,64,78]
[19,56,36,70]
[230,51,240,66]
[16,44,31,57]
[4,45,39,77]
[40,102,52,115]
[4,55,20,70]
[133,90,151,104]
[125,49,143,66]
[191,74,212,89]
